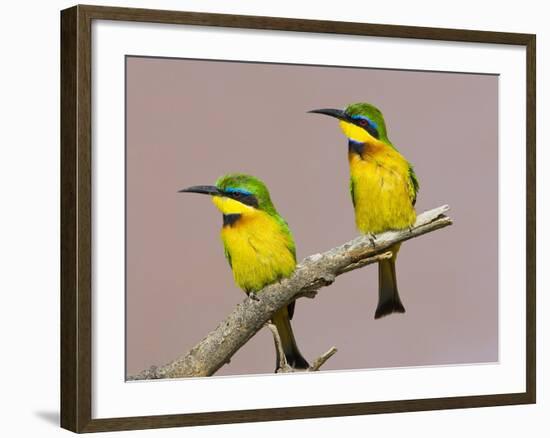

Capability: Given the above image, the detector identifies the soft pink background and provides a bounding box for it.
[125,57,498,377]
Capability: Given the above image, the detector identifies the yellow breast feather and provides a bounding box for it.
[349,143,416,234]
[213,197,296,293]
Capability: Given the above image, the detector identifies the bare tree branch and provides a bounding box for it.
[128,205,452,380]
[309,347,339,372]
[265,322,338,373]
[266,322,294,373]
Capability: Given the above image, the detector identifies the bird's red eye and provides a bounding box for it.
[358,119,368,127]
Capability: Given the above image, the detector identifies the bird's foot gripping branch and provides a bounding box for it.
[129,205,452,380]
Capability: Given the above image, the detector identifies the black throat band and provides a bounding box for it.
[348,140,365,158]
[223,213,242,227]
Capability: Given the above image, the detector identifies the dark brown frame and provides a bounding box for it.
[61,4,536,433]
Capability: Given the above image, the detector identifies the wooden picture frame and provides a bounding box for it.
[61,4,536,433]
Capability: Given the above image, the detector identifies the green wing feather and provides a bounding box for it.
[408,164,420,206]
[277,216,297,263]
[384,137,419,206]
[349,177,356,208]
[223,241,232,268]
[276,216,297,319]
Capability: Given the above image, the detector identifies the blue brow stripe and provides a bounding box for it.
[225,187,253,196]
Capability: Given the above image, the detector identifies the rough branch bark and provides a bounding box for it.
[129,205,452,380]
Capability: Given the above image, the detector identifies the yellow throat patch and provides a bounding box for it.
[339,120,373,143]
[212,196,254,215]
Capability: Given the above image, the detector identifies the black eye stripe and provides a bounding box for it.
[366,124,380,139]
[224,191,259,208]
[353,118,379,139]
[238,194,259,208]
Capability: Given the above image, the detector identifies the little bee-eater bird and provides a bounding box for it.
[309,103,419,319]
[179,173,310,370]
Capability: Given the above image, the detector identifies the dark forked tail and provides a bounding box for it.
[375,245,406,319]
[271,305,310,370]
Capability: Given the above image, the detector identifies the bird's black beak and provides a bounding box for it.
[178,185,221,196]
[308,108,350,122]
